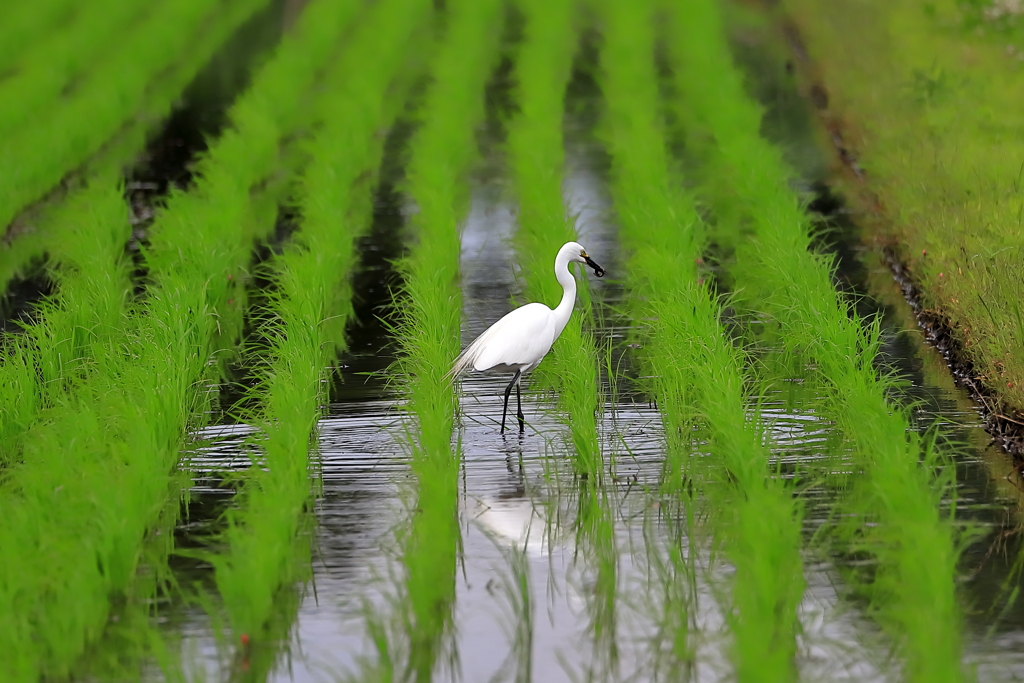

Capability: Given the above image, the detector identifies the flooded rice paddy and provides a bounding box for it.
[166,160,1024,681]
[5,0,1024,681]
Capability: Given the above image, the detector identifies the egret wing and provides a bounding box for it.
[452,303,555,374]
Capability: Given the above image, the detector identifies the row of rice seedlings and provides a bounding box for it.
[0,3,364,678]
[597,1,804,679]
[0,0,149,136]
[507,0,604,475]
[662,1,965,680]
[0,4,289,463]
[387,0,504,678]
[0,0,272,232]
[0,0,262,297]
[0,171,132,466]
[209,0,434,653]
[0,0,80,74]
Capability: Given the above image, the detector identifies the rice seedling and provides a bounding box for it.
[209,0,433,650]
[0,0,277,296]
[0,0,80,75]
[597,0,804,679]
[663,1,965,680]
[0,1,149,136]
[0,171,133,466]
[507,0,605,475]
[383,0,503,677]
[0,0,272,232]
[0,2,363,677]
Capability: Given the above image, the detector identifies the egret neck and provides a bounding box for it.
[552,244,580,340]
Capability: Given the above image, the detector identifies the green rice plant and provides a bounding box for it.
[0,0,79,74]
[0,1,150,136]
[209,0,433,648]
[0,341,40,465]
[0,2,363,678]
[25,173,134,402]
[507,0,604,475]
[387,0,503,677]
[597,1,804,679]
[0,0,272,232]
[0,0,262,297]
[662,1,965,680]
[0,171,133,466]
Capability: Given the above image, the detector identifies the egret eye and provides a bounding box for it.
[580,250,588,258]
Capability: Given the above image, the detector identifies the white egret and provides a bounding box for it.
[450,241,605,433]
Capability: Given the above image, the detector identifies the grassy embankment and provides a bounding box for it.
[0,0,148,135]
[508,0,604,475]
[209,0,433,661]
[0,0,272,293]
[0,1,361,678]
[598,1,805,679]
[375,0,503,678]
[782,0,1024,422]
[667,1,966,680]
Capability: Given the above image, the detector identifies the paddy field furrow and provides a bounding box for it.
[0,1,363,678]
[663,1,966,680]
[598,0,804,679]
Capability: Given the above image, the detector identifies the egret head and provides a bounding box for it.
[563,241,605,277]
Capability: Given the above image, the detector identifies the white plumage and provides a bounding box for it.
[451,241,605,433]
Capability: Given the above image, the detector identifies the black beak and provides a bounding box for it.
[584,256,605,278]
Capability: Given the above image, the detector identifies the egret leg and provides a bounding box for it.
[501,370,521,434]
[516,379,525,432]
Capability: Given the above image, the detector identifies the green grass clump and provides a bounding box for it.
[0,0,271,232]
[784,0,1024,417]
[663,1,965,680]
[0,1,363,677]
[508,0,604,474]
[386,0,503,677]
[598,1,804,679]
[210,0,433,650]
[0,1,149,136]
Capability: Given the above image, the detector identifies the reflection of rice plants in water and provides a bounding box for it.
[663,2,965,680]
